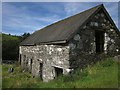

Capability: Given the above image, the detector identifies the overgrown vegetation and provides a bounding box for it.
[2,33,30,61]
[2,58,118,88]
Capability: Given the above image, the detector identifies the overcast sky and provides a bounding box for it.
[2,2,118,35]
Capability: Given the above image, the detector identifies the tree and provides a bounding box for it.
[21,33,30,40]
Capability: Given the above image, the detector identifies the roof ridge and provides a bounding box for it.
[35,4,103,33]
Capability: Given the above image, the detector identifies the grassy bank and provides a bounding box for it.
[2,58,118,88]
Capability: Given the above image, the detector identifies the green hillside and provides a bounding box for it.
[2,33,21,60]
[2,34,19,41]
[2,33,30,61]
[2,58,119,88]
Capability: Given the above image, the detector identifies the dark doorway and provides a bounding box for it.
[23,55,26,61]
[30,58,33,73]
[54,67,63,78]
[23,55,26,67]
[19,54,21,64]
[39,63,43,80]
[95,30,104,53]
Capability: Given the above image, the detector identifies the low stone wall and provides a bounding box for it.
[20,44,70,82]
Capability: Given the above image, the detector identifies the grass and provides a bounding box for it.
[2,58,119,88]
[2,64,40,88]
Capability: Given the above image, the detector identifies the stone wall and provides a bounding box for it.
[68,10,120,69]
[20,44,70,82]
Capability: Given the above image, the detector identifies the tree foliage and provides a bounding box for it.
[21,33,30,41]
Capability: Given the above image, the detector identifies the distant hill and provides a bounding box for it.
[2,33,19,41]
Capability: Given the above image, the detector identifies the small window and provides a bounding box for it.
[31,58,33,65]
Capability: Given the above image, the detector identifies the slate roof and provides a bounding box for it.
[20,4,118,45]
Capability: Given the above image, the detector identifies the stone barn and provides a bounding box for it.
[19,4,120,82]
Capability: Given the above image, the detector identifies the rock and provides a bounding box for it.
[113,55,120,62]
[8,68,14,73]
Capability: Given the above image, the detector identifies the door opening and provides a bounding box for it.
[23,55,26,67]
[54,67,63,78]
[39,63,43,80]
[19,54,21,64]
[30,58,33,73]
[95,30,104,53]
